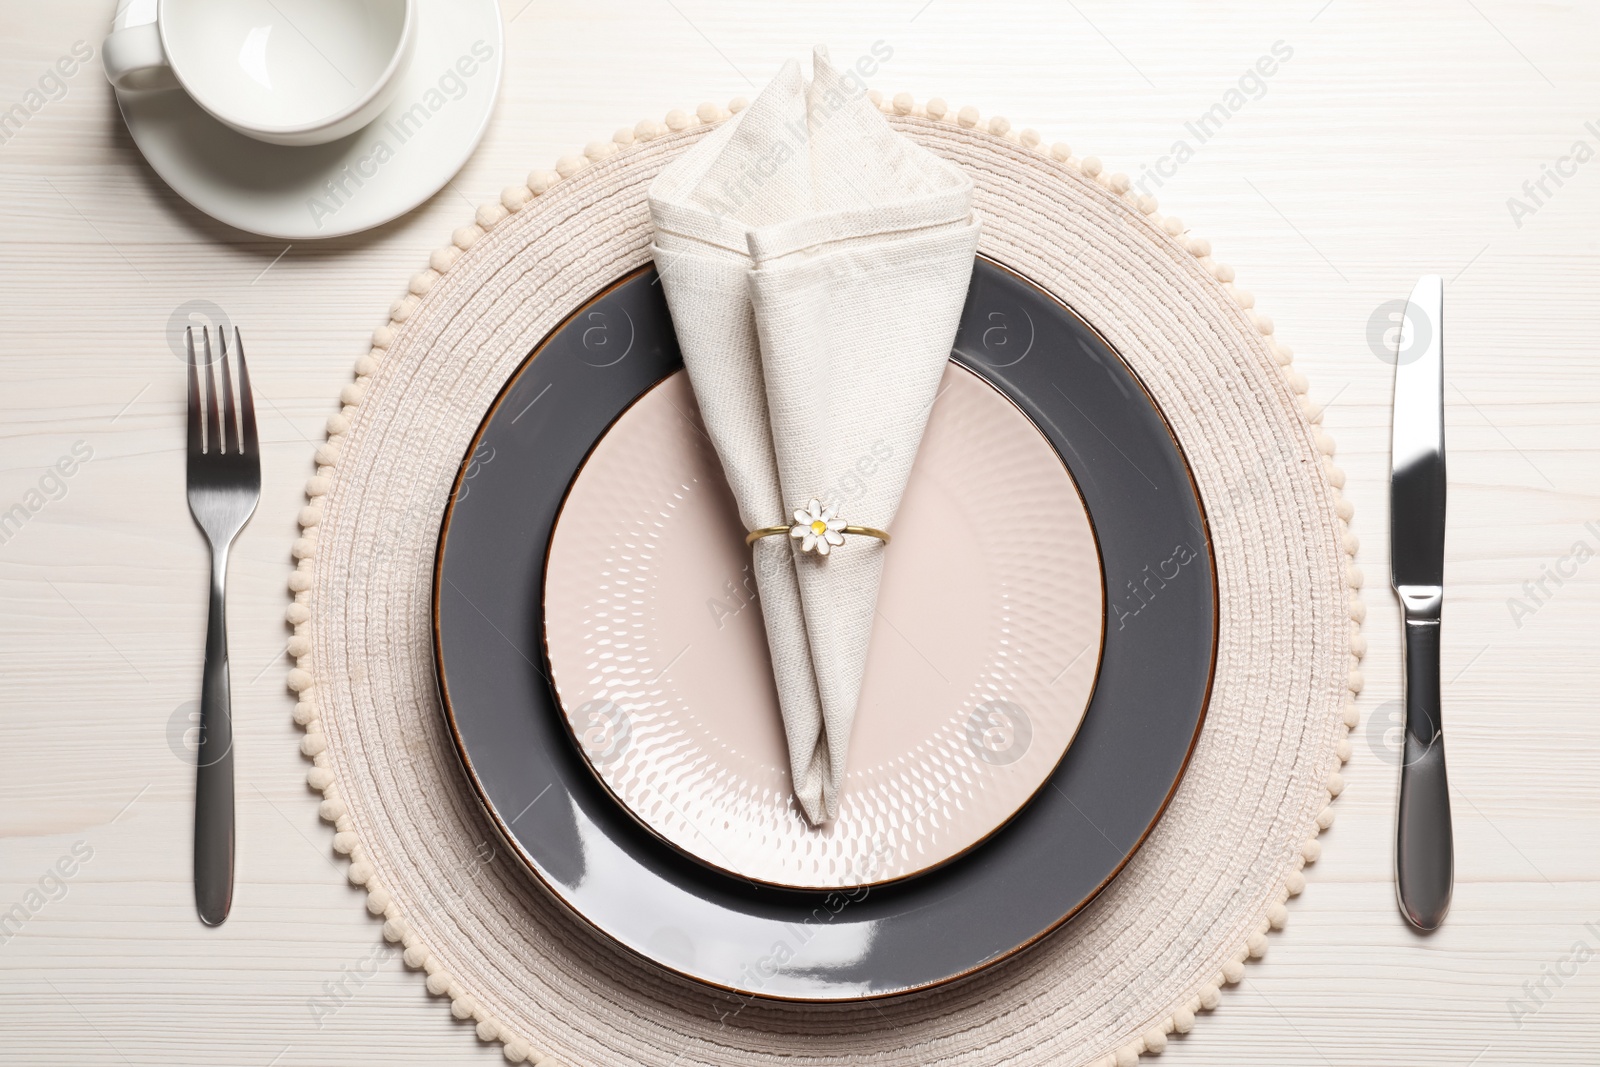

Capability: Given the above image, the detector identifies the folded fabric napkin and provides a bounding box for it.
[648,47,980,823]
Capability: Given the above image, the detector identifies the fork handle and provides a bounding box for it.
[195,546,235,926]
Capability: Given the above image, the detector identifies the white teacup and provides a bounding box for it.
[103,0,416,147]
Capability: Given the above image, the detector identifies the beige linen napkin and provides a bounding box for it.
[648,47,980,823]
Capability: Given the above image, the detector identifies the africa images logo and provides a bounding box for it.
[305,40,496,228]
[1112,542,1201,629]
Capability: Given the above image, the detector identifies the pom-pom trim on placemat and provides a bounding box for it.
[285,92,1363,1067]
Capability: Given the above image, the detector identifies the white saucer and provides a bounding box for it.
[111,0,502,239]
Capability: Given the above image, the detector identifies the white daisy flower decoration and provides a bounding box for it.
[790,498,847,556]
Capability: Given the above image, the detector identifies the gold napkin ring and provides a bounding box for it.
[746,498,890,555]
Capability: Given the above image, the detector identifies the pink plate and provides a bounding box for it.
[543,363,1104,889]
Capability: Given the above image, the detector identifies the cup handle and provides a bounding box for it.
[102,23,178,91]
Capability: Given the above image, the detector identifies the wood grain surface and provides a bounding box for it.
[1,1,1596,1063]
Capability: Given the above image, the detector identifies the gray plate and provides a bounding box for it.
[433,258,1216,1001]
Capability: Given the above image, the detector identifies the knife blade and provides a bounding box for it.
[1389,274,1453,931]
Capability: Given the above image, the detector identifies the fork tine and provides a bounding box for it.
[201,328,221,455]
[218,328,240,455]
[185,328,203,458]
[233,328,259,458]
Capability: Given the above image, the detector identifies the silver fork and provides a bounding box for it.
[185,326,260,926]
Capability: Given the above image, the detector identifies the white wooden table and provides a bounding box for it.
[3,1,1597,1063]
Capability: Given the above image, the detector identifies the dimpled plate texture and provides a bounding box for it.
[543,364,1103,889]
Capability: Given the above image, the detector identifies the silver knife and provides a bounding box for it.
[1389,274,1453,931]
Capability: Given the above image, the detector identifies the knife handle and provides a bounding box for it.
[1396,615,1452,931]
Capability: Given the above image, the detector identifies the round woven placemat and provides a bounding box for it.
[284,95,1365,1067]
